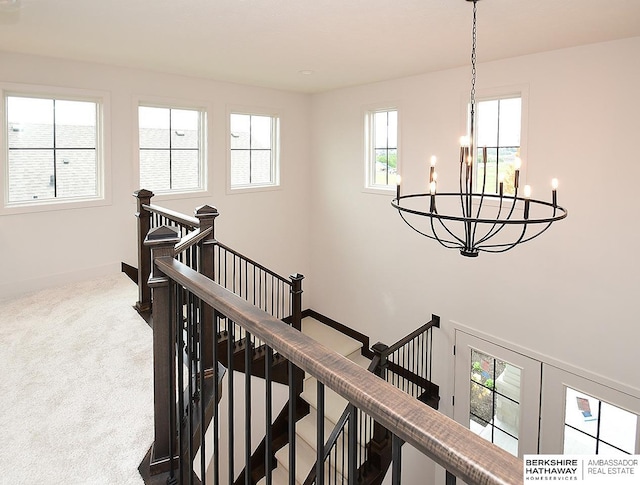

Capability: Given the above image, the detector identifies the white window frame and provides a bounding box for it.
[227,107,280,193]
[0,83,111,215]
[364,105,400,194]
[462,85,529,197]
[136,99,208,199]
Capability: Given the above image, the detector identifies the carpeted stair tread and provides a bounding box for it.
[301,317,362,359]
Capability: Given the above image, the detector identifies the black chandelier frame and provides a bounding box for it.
[391,0,568,257]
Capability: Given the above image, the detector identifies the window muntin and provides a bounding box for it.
[5,95,101,205]
[229,113,279,188]
[366,109,398,189]
[138,105,205,193]
[474,96,521,195]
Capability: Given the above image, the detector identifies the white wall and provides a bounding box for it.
[309,37,640,403]
[0,52,312,298]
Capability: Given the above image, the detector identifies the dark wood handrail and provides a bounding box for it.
[155,256,523,485]
[383,314,439,356]
[143,203,200,229]
[174,226,213,255]
[213,240,293,286]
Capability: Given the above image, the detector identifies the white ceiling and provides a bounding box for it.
[1,0,639,93]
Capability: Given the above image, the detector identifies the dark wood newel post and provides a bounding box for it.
[370,342,391,471]
[144,225,181,465]
[195,205,219,370]
[134,189,154,312]
[290,273,304,332]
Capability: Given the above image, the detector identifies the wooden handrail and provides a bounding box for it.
[155,256,523,485]
[143,203,200,229]
[174,226,213,255]
[384,314,439,356]
[213,240,293,286]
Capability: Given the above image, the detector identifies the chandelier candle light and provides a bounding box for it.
[391,0,567,257]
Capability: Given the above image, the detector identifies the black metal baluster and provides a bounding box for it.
[265,346,273,485]
[228,318,235,485]
[187,291,195,485]
[288,360,296,485]
[348,405,357,485]
[391,434,402,485]
[199,297,206,484]
[245,331,252,485]
[213,310,220,485]
[316,381,325,485]
[446,470,457,485]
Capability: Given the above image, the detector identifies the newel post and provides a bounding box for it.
[145,226,181,465]
[195,205,219,370]
[370,342,391,470]
[289,273,304,332]
[134,189,154,312]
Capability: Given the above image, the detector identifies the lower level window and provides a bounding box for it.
[4,94,102,206]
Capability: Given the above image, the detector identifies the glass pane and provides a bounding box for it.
[7,96,54,148]
[564,425,597,454]
[230,150,250,186]
[140,150,170,191]
[495,393,520,440]
[498,147,519,196]
[56,123,96,149]
[598,441,631,456]
[387,110,398,147]
[171,109,199,149]
[170,150,200,190]
[250,115,272,150]
[476,146,499,194]
[230,114,250,149]
[55,149,97,198]
[250,150,272,184]
[498,97,521,147]
[470,380,494,426]
[7,149,55,202]
[600,401,638,454]
[565,388,599,437]
[139,106,170,148]
[55,100,96,148]
[476,99,498,148]
[374,111,390,148]
[492,426,519,457]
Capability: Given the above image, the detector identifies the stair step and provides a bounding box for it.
[301,317,362,358]
[296,409,367,458]
[256,463,290,485]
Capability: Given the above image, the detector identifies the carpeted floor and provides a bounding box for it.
[0,272,154,484]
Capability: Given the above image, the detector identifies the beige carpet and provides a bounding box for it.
[0,273,154,484]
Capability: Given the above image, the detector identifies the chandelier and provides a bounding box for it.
[392,0,567,257]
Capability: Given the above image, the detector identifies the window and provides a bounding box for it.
[4,93,104,208]
[469,349,521,456]
[474,96,522,195]
[229,113,279,189]
[138,105,206,193]
[563,387,637,455]
[365,109,398,189]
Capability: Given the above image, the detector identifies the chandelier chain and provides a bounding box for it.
[470,0,477,109]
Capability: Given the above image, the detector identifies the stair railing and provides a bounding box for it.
[373,315,441,407]
[302,316,441,485]
[133,189,303,333]
[146,226,524,485]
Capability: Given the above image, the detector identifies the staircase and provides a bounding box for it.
[130,194,515,485]
[260,317,370,485]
